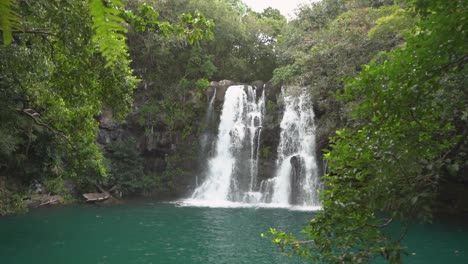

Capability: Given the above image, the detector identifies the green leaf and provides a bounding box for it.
[0,0,21,46]
[88,0,128,68]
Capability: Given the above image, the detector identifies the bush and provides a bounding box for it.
[105,138,145,195]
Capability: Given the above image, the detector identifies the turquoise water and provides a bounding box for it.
[0,201,467,263]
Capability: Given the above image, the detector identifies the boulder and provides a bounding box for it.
[214,80,236,102]
[219,80,235,87]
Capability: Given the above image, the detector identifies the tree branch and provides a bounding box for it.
[0,29,56,37]
[290,239,315,245]
[17,108,59,135]
[15,108,78,153]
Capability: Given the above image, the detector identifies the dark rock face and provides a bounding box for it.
[290,155,304,205]
[213,80,237,102]
[252,80,264,99]
[257,81,282,182]
[257,125,280,180]
[264,81,281,102]
[205,85,216,100]
[97,80,284,198]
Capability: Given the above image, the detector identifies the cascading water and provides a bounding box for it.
[262,87,321,206]
[196,89,217,187]
[191,85,264,202]
[199,88,216,155]
[187,85,320,208]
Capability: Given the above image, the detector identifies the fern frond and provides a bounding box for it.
[88,0,128,68]
[0,0,21,46]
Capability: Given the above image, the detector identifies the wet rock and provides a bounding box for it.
[219,80,235,87]
[214,80,236,102]
[145,132,172,152]
[28,180,44,195]
[290,155,304,205]
[252,80,264,98]
[205,86,216,100]
[264,81,282,101]
[64,180,78,196]
[215,86,229,102]
[252,80,264,89]
[27,194,64,208]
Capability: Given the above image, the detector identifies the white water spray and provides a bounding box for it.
[189,85,320,208]
[267,87,320,206]
[192,85,264,202]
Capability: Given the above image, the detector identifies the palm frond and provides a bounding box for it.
[88,0,128,68]
[0,0,21,46]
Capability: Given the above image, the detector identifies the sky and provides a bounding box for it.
[242,0,315,19]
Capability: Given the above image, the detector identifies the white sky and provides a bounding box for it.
[242,0,316,19]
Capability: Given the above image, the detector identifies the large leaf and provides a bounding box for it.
[88,0,128,68]
[0,0,21,46]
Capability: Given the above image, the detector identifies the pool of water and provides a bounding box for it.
[0,201,467,263]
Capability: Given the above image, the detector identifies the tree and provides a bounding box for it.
[0,0,213,213]
[273,0,410,151]
[269,0,467,262]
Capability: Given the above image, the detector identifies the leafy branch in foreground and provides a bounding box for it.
[89,0,128,68]
[1,0,214,68]
[0,0,215,215]
[268,0,467,263]
[122,3,214,44]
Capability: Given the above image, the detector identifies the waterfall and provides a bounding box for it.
[187,85,320,208]
[197,89,217,185]
[192,85,264,202]
[266,87,320,206]
[199,89,217,158]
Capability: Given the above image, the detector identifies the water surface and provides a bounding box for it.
[0,202,467,263]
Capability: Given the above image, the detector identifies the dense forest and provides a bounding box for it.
[0,0,466,263]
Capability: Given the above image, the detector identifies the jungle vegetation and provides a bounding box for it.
[268,0,467,263]
[1,0,467,263]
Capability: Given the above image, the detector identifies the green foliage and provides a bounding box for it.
[265,100,277,114]
[271,65,300,85]
[43,176,75,203]
[0,0,216,210]
[195,78,210,91]
[0,0,141,184]
[138,98,200,136]
[127,0,285,86]
[152,154,184,193]
[274,1,406,151]
[260,146,271,160]
[123,3,214,44]
[0,192,26,216]
[105,138,145,195]
[0,0,21,46]
[116,151,186,197]
[270,0,467,262]
[0,177,26,216]
[89,0,128,68]
[43,177,66,195]
[368,8,417,38]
